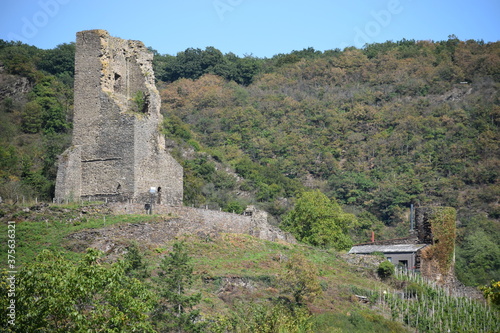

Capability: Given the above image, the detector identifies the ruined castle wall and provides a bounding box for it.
[71,30,103,146]
[133,117,183,205]
[54,145,82,200]
[80,97,135,198]
[415,206,457,285]
[109,203,296,243]
[55,30,183,204]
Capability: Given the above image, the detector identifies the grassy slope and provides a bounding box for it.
[0,202,163,264]
[1,202,410,332]
[3,203,499,332]
[183,233,409,332]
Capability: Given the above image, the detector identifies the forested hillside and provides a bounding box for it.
[0,37,498,286]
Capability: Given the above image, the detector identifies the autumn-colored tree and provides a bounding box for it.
[480,281,500,309]
[281,253,322,305]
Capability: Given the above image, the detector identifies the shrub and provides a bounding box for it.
[377,260,395,279]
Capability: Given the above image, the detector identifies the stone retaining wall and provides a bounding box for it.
[110,202,296,243]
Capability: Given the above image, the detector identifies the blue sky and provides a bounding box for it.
[1,0,499,57]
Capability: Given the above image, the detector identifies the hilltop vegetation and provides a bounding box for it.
[156,38,500,286]
[0,36,499,288]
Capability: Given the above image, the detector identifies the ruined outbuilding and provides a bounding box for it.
[349,206,457,285]
[55,30,183,205]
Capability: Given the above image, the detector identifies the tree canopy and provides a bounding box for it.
[1,249,155,332]
[153,242,203,333]
[155,46,261,85]
[281,190,356,250]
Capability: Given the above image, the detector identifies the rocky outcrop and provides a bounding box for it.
[0,72,31,101]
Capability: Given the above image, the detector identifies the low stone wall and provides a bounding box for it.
[109,202,296,243]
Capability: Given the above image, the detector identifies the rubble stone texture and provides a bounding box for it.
[55,30,183,205]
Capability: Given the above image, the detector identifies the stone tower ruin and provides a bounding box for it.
[55,30,183,205]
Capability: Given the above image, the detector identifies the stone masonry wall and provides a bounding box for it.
[55,30,183,205]
[110,202,296,243]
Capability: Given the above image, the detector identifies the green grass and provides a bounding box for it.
[170,233,409,332]
[1,203,164,266]
[312,310,406,333]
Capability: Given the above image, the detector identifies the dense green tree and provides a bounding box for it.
[20,157,52,198]
[456,216,500,286]
[163,115,193,141]
[1,249,155,332]
[21,76,71,135]
[377,260,395,279]
[153,242,203,333]
[160,47,223,82]
[124,242,150,279]
[281,190,356,250]
[39,96,69,134]
[155,47,262,85]
[38,43,75,77]
[328,171,376,205]
[20,100,43,134]
[0,145,17,175]
[227,54,261,85]
[0,40,41,81]
[223,200,246,214]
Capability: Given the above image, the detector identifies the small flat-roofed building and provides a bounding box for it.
[349,207,457,285]
[348,243,428,270]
